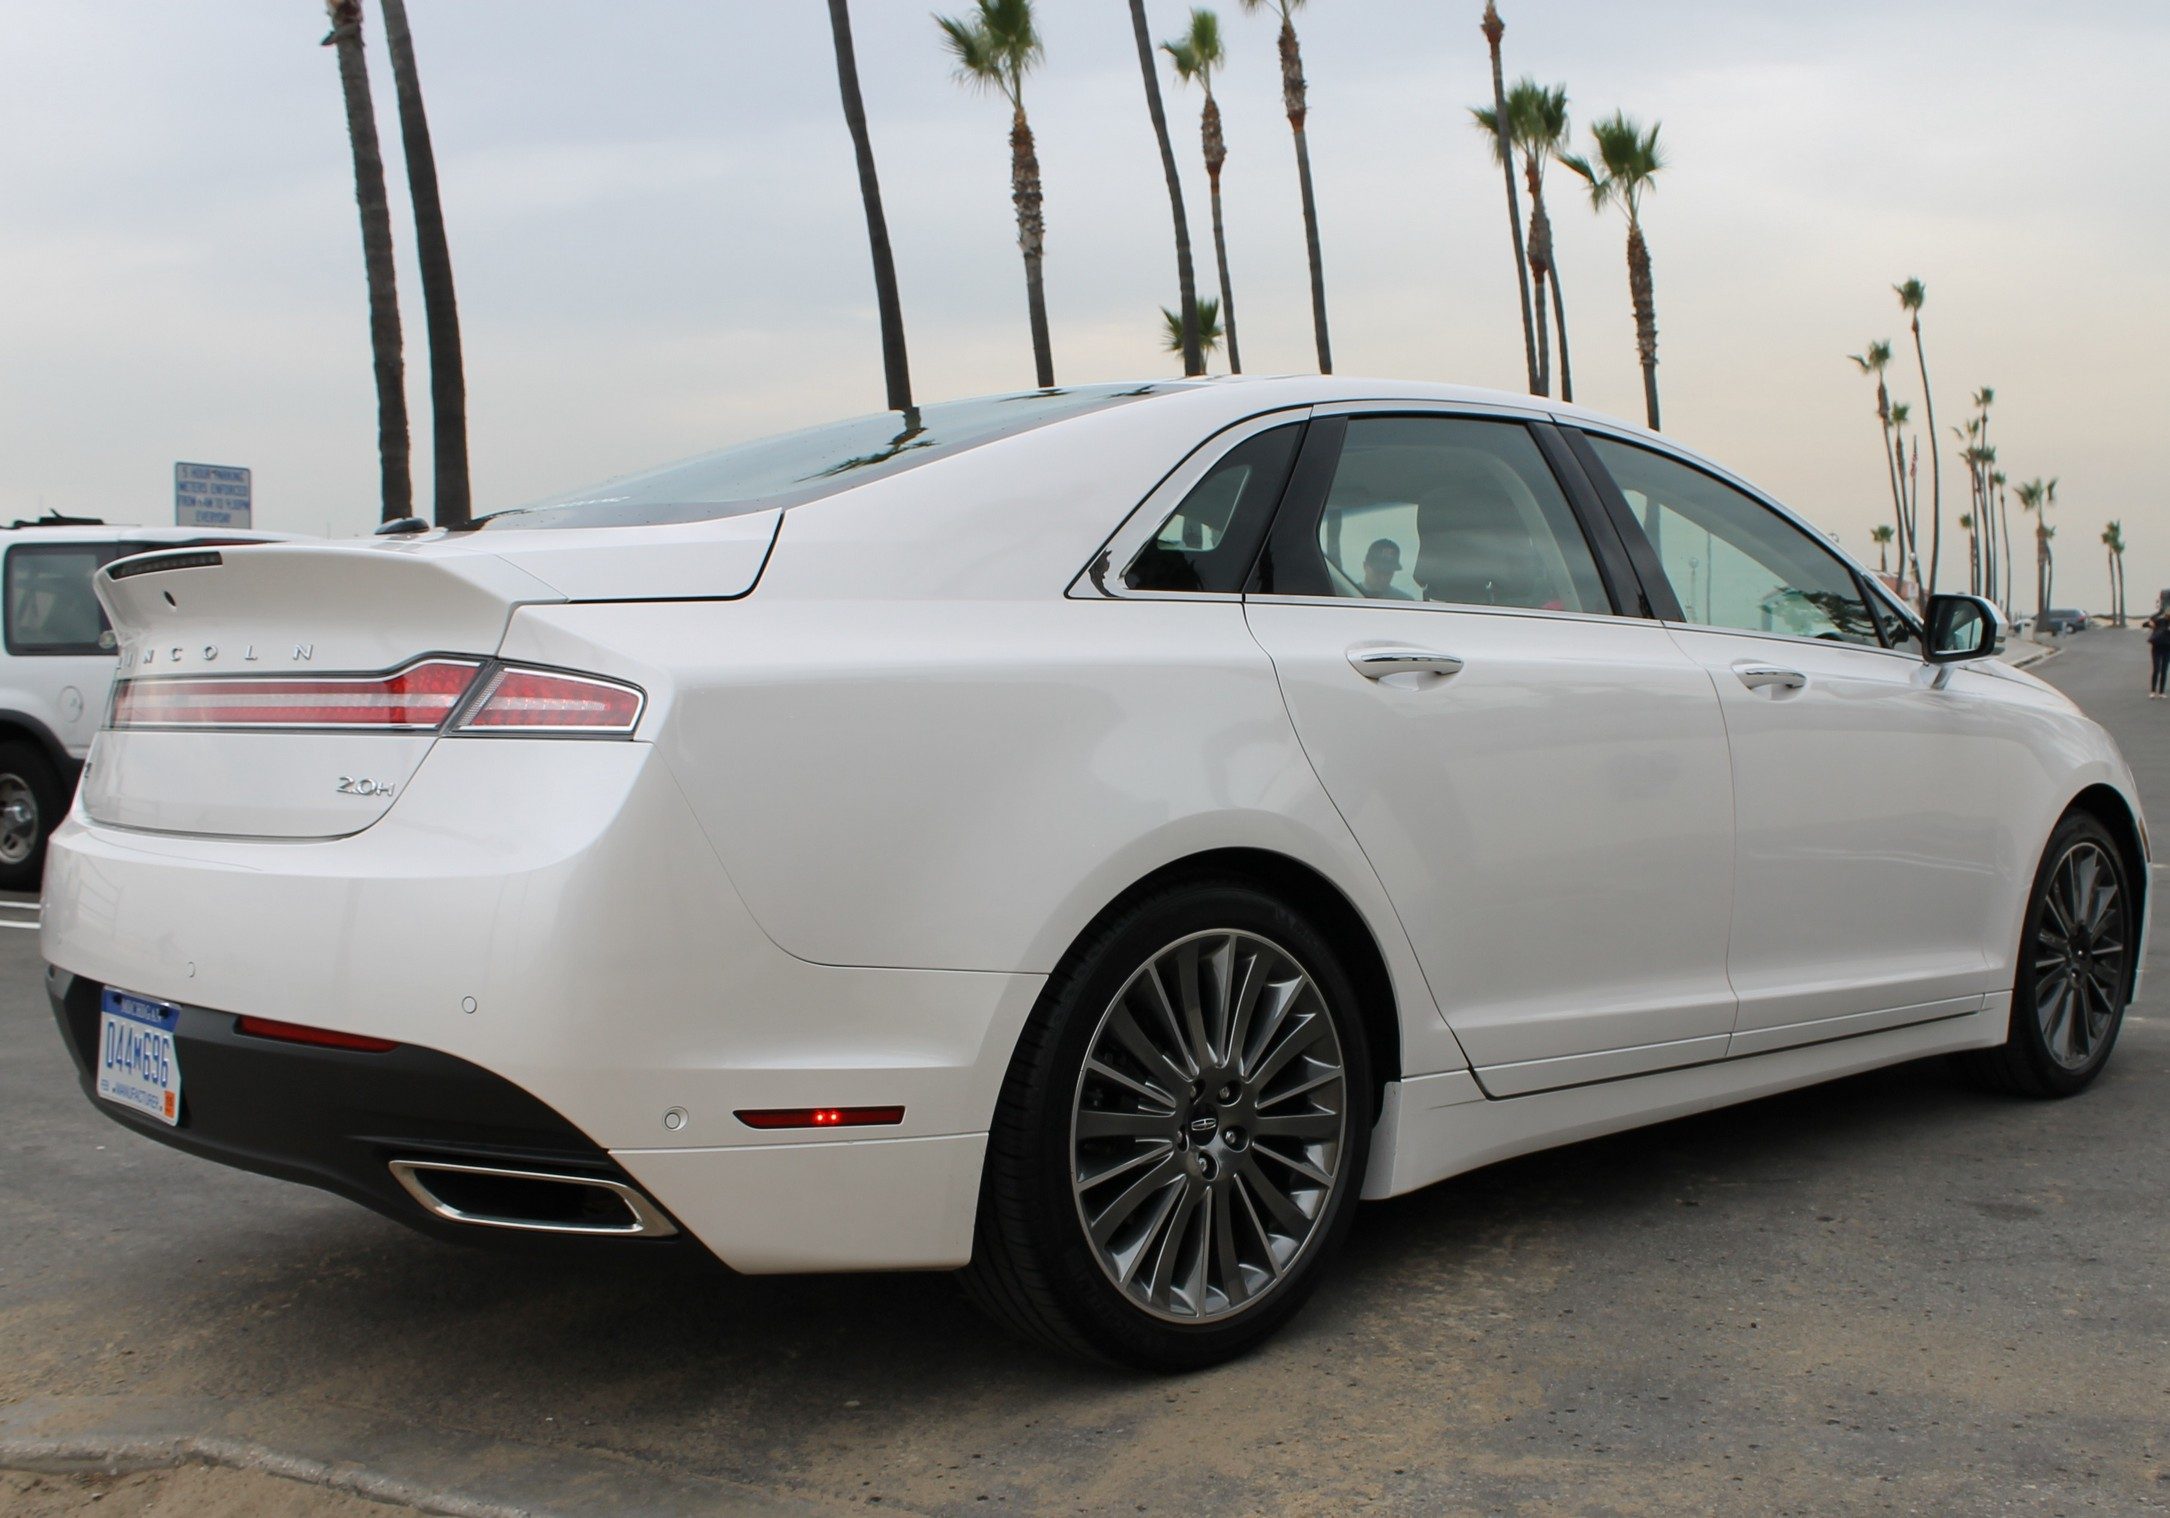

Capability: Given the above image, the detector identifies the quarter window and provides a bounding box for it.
[1125,424,1302,594]
[1263,415,1610,613]
[5,545,113,655]
[1586,436,1881,647]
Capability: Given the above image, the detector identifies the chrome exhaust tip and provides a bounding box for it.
[388,1158,678,1239]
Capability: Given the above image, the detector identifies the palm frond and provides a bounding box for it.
[1161,297,1224,356]
[1894,277,1926,311]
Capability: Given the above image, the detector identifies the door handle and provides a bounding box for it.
[1347,644,1465,681]
[1734,662,1807,692]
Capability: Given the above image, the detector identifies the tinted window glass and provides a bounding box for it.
[1588,437,1880,647]
[479,385,1173,532]
[1125,425,1301,593]
[1272,416,1608,613]
[6,545,112,654]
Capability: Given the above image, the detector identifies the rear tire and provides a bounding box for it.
[962,878,1374,1370]
[1962,812,2134,1098]
[0,740,62,893]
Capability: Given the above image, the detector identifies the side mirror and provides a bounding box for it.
[1924,593,2002,664]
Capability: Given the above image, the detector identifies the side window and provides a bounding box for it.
[1585,436,1881,647]
[1124,424,1302,593]
[1264,415,1610,614]
[1866,585,1923,656]
[5,545,114,655]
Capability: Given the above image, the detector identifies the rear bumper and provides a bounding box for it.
[41,737,1038,1272]
[47,966,677,1248]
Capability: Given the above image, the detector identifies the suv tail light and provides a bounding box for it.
[109,658,644,736]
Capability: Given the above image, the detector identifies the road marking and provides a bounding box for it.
[0,920,39,931]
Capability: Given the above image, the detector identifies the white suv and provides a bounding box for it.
[0,516,291,888]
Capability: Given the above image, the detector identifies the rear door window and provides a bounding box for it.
[5,545,113,655]
[1258,414,1612,614]
[1125,425,1303,593]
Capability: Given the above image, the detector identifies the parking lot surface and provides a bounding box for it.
[2,631,2165,1516]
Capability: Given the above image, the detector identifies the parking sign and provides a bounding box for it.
[174,462,252,528]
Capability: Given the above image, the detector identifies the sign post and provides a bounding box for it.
[174,463,252,529]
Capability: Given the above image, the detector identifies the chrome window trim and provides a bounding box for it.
[1242,592,1653,631]
[1069,405,1316,602]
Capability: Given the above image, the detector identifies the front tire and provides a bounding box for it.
[963,879,1374,1370]
[1963,812,2135,1098]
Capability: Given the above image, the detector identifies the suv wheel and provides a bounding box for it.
[0,741,62,892]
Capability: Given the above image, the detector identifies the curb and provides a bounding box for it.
[0,1397,846,1518]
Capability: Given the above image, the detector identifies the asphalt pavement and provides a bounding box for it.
[1,631,2165,1516]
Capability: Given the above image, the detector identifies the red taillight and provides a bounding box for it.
[450,666,644,734]
[111,659,479,730]
[733,1106,906,1131]
[235,1016,398,1053]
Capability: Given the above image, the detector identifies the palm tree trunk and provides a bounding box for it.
[1010,105,1054,389]
[2036,528,2049,626]
[1129,0,1202,376]
[1548,254,1572,403]
[1277,19,1330,374]
[1910,317,1942,593]
[1524,161,1552,396]
[1626,216,1659,431]
[1481,2,1538,394]
[378,0,466,527]
[1203,93,1241,373]
[1876,402,1905,583]
[1999,482,2014,611]
[323,0,411,523]
[828,0,913,413]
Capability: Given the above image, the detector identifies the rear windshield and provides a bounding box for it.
[476,384,1177,531]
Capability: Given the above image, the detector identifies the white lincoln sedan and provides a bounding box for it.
[44,378,2146,1368]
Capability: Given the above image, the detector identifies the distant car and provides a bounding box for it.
[0,517,294,887]
[2040,608,2090,635]
[40,379,2152,1368]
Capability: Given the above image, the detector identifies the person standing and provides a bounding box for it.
[2145,606,2170,698]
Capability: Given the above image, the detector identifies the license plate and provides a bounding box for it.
[95,988,182,1127]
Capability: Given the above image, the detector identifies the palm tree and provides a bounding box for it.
[1889,400,1924,593]
[2044,478,2060,608]
[1958,511,1978,596]
[1972,387,1994,600]
[1564,113,1664,430]
[321,0,410,522]
[938,0,1055,388]
[1993,470,2013,612]
[1161,296,1225,355]
[377,0,468,527]
[1871,524,1895,574]
[829,0,913,414]
[1474,79,1573,400]
[2018,478,2050,626]
[1239,0,1330,372]
[1895,279,1942,593]
[1477,5,1537,393]
[1128,0,1203,376]
[1849,341,1907,582]
[2103,520,2127,627]
[1164,9,1241,373]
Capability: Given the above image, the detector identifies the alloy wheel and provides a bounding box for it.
[1069,929,1348,1323]
[2033,839,2128,1070]
[0,775,37,867]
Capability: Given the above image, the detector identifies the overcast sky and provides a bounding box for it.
[1,1,2163,611]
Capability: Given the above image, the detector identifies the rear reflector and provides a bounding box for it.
[451,666,644,734]
[111,658,480,730]
[235,1016,398,1053]
[734,1106,906,1131]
